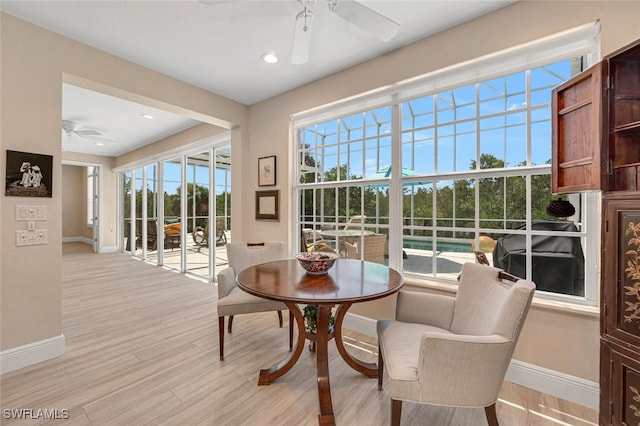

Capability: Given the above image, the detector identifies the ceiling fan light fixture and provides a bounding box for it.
[261,53,279,64]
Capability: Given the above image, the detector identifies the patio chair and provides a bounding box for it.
[301,228,335,253]
[135,219,158,250]
[377,262,535,425]
[163,222,181,249]
[343,215,366,230]
[344,233,387,264]
[216,242,292,360]
[193,218,227,248]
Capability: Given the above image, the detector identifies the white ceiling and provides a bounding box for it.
[61,84,203,156]
[1,0,517,157]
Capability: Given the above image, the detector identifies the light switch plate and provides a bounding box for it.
[15,205,47,221]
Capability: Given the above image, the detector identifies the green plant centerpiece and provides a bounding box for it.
[303,304,335,334]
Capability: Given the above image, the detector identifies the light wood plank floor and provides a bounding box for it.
[0,243,598,425]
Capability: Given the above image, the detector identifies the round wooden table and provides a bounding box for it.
[237,258,403,425]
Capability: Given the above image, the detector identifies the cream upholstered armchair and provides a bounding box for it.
[217,242,292,360]
[377,262,535,425]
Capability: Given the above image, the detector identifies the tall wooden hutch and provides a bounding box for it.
[552,38,640,425]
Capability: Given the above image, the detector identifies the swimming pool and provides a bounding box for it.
[403,238,472,253]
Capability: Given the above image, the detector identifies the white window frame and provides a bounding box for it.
[292,22,601,305]
[87,165,95,227]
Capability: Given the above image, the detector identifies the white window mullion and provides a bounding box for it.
[157,162,165,266]
[180,156,187,272]
[209,146,216,282]
[389,100,402,268]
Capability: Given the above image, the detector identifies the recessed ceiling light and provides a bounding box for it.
[95,142,104,146]
[261,53,278,64]
[141,114,154,119]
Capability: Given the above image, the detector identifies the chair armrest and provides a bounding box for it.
[395,290,454,330]
[416,332,514,406]
[217,267,237,299]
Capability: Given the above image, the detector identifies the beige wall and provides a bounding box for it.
[61,165,87,239]
[0,13,248,351]
[245,1,640,383]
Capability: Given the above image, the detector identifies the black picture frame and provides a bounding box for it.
[5,150,53,198]
[258,155,276,186]
[255,190,279,221]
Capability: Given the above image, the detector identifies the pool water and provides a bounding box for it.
[403,239,472,253]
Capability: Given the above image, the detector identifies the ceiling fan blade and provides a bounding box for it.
[75,129,102,137]
[329,0,399,42]
[291,8,314,65]
[62,119,79,132]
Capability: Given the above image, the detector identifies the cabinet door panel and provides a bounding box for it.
[551,62,605,193]
[603,195,640,347]
[605,343,640,426]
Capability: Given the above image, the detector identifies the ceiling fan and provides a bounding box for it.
[292,0,399,64]
[62,120,113,145]
[62,120,102,137]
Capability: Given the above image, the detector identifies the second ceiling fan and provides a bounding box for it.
[291,0,399,64]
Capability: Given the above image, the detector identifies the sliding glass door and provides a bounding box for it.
[118,140,231,281]
[163,157,183,271]
[186,151,210,278]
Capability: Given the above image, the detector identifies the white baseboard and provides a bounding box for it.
[0,335,65,374]
[343,313,599,410]
[62,236,93,245]
[62,238,117,253]
[504,359,599,410]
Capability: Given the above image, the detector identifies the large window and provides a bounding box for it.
[294,24,600,303]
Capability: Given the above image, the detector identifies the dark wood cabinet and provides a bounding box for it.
[606,42,640,191]
[552,38,640,425]
[552,38,640,194]
[600,193,640,425]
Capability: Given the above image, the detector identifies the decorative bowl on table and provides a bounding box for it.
[295,251,338,275]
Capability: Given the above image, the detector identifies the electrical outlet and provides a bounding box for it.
[34,229,48,245]
[15,229,48,246]
[16,230,29,246]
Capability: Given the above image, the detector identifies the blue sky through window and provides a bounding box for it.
[301,58,575,180]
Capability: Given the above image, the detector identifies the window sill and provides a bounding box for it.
[402,275,600,319]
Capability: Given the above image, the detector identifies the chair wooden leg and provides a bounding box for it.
[228,315,234,333]
[485,403,498,426]
[289,310,294,351]
[218,316,225,361]
[390,399,402,426]
[278,310,283,327]
[378,346,384,391]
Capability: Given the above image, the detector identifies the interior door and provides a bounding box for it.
[89,166,99,252]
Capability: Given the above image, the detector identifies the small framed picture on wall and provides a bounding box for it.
[255,190,279,221]
[258,155,276,186]
[5,150,53,198]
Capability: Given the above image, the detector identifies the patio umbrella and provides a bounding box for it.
[370,165,420,179]
[368,165,427,187]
